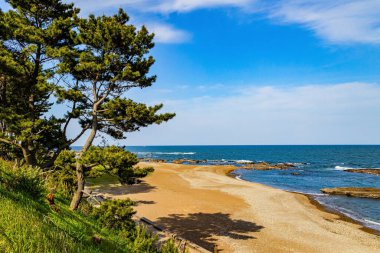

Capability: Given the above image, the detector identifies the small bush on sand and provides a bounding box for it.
[160,238,180,253]
[122,225,159,252]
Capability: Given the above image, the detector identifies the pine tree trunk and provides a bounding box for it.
[70,83,100,210]
[21,144,37,167]
[69,122,97,210]
[70,161,85,210]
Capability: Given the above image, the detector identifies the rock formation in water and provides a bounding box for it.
[321,187,380,199]
[241,162,296,170]
[344,169,380,176]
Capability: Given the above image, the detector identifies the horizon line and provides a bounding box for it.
[70,144,380,147]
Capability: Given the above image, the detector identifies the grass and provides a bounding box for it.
[87,174,120,186]
[0,160,177,253]
[0,188,125,252]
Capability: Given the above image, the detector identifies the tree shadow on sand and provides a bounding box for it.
[90,182,157,196]
[156,212,264,251]
[136,200,156,205]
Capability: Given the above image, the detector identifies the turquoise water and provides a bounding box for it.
[124,145,380,231]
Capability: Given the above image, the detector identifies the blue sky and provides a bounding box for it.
[2,0,380,145]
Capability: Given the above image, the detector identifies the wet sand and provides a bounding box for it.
[90,162,380,252]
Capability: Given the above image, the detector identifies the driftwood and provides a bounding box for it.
[81,190,109,207]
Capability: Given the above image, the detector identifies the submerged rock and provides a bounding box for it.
[321,187,380,199]
[344,169,380,176]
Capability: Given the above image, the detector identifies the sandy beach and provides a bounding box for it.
[90,162,380,253]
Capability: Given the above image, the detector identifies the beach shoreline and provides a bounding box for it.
[90,162,380,252]
[226,169,380,236]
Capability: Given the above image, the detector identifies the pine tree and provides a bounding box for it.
[56,9,175,210]
[0,0,78,166]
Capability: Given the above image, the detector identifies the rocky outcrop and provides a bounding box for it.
[172,159,206,164]
[321,187,380,199]
[344,169,380,176]
[241,162,296,170]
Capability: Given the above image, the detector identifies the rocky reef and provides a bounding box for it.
[172,159,207,164]
[321,187,380,199]
[344,169,380,176]
[139,158,303,171]
[240,162,296,170]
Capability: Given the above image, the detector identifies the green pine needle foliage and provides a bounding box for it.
[91,199,137,231]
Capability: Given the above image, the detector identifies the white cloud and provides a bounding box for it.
[146,23,191,43]
[68,0,380,44]
[269,0,380,44]
[152,0,255,13]
[123,82,380,145]
[70,0,255,13]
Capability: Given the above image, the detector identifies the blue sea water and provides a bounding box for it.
[124,145,380,231]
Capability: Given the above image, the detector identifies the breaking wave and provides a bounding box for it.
[136,152,195,155]
[334,166,368,171]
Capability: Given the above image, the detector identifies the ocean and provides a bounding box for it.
[124,145,380,231]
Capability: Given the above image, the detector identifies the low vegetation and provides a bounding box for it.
[0,160,178,252]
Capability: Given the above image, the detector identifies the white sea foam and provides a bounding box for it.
[334,166,375,171]
[308,192,327,196]
[334,166,355,170]
[313,201,380,230]
[136,152,196,155]
[234,160,254,164]
[207,159,228,163]
[286,162,307,166]
[363,219,380,227]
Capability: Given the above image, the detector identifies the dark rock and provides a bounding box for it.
[172,159,205,164]
[172,159,186,164]
[241,162,296,170]
[344,169,380,176]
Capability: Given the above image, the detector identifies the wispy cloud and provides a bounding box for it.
[147,23,191,43]
[151,0,255,13]
[66,1,192,44]
[123,82,380,145]
[69,0,380,45]
[71,0,256,13]
[270,0,380,45]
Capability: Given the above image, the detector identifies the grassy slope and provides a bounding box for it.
[0,160,161,253]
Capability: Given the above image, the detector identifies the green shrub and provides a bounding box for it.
[161,239,180,253]
[78,199,94,216]
[92,199,136,231]
[123,225,159,252]
[0,161,45,200]
[48,150,77,198]
[87,165,107,178]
